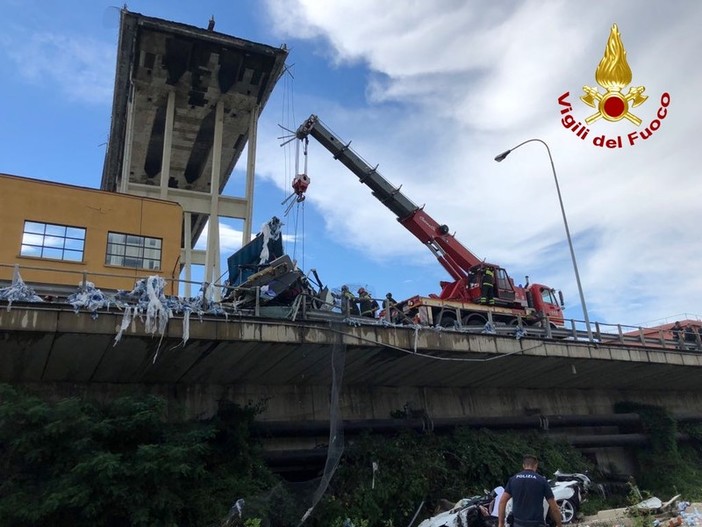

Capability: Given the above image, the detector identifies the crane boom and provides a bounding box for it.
[295,115,483,281]
[294,114,565,326]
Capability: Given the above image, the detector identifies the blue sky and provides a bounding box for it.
[1,0,701,327]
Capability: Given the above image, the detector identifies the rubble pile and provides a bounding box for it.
[580,497,702,527]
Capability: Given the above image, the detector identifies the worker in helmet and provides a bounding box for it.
[383,292,400,323]
[480,267,495,305]
[340,285,360,316]
[357,287,379,318]
[672,321,684,350]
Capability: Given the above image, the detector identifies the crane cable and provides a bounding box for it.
[279,65,297,258]
[277,66,307,271]
[301,139,307,271]
[290,138,308,268]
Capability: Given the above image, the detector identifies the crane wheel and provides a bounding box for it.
[438,312,457,328]
[462,314,487,327]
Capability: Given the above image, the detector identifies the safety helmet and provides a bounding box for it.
[341,285,349,291]
[358,287,366,294]
[386,293,392,298]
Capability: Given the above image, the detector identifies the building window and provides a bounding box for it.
[106,232,162,270]
[20,221,86,262]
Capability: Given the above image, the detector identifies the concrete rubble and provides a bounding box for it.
[578,499,702,527]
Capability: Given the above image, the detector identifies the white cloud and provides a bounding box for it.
[3,31,115,104]
[195,221,296,253]
[261,0,702,325]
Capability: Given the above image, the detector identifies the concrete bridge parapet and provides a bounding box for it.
[2,304,702,423]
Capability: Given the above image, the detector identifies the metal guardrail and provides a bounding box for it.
[2,261,701,353]
[302,295,702,352]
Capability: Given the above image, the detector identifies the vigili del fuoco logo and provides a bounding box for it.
[557,24,670,149]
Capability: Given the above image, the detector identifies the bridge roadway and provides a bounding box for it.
[2,302,702,424]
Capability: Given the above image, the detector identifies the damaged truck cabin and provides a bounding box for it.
[223,216,332,315]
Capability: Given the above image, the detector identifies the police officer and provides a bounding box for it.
[480,267,495,305]
[498,454,562,527]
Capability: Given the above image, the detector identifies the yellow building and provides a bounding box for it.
[0,173,183,295]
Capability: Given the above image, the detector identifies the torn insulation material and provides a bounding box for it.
[0,269,44,310]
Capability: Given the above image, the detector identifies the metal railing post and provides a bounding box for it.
[657,329,666,348]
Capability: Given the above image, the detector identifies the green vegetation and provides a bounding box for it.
[0,385,274,526]
[615,401,702,499]
[3,386,702,527]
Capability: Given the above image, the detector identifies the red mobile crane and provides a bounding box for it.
[295,115,565,328]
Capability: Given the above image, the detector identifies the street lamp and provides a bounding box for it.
[494,139,593,341]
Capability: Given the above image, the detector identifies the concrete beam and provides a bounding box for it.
[126,183,247,218]
[181,248,206,265]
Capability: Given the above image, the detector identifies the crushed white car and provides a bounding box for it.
[506,470,593,525]
[418,471,595,527]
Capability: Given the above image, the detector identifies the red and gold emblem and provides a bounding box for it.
[580,24,647,125]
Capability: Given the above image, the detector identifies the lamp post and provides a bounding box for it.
[494,139,593,341]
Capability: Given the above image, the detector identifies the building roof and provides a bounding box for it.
[1,172,180,208]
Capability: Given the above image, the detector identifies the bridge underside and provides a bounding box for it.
[100,10,287,244]
[2,305,702,421]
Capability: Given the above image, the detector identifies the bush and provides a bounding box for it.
[0,385,275,527]
[7,387,701,527]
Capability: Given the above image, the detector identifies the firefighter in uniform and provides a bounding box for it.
[357,288,379,318]
[340,285,360,316]
[383,293,399,323]
[480,267,495,305]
